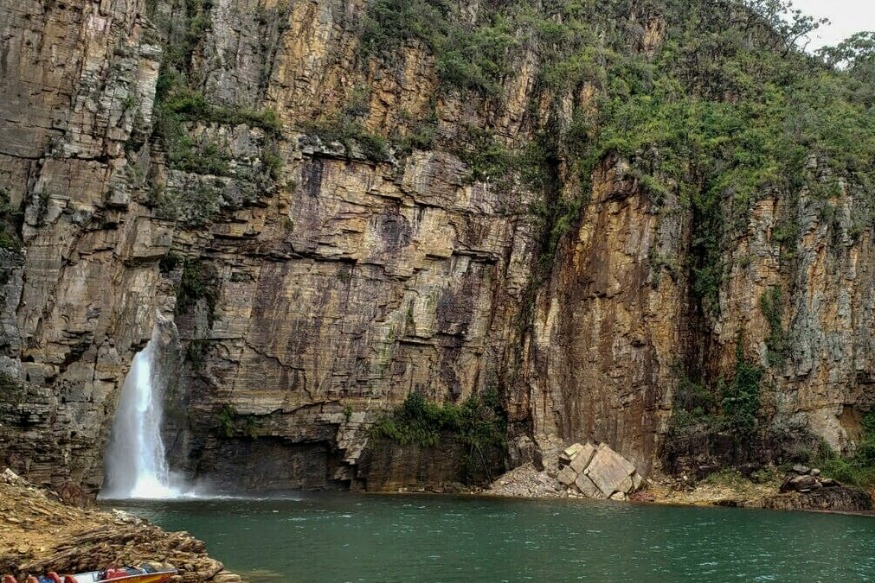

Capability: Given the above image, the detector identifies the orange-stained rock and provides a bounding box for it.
[0,0,873,499]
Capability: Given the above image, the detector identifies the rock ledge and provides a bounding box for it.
[0,470,243,583]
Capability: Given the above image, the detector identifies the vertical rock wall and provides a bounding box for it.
[716,188,875,451]
[0,0,168,497]
[526,161,688,473]
[0,0,873,496]
[0,0,542,494]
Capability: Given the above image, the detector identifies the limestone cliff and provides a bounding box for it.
[0,0,540,495]
[0,0,874,497]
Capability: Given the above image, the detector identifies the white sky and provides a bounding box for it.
[791,0,875,49]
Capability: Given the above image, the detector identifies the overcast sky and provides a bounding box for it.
[791,0,875,49]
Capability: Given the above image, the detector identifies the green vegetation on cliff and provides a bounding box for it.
[175,259,219,325]
[373,390,505,448]
[818,412,875,487]
[372,390,507,480]
[302,116,390,163]
[0,189,22,252]
[144,0,284,223]
[721,351,765,439]
[361,0,515,96]
[760,287,786,367]
[362,1,875,479]
[671,342,764,441]
[361,0,875,318]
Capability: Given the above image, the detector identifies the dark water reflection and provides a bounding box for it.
[108,494,875,583]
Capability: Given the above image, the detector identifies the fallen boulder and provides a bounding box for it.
[779,467,839,493]
[760,465,873,512]
[558,442,645,500]
[569,443,597,474]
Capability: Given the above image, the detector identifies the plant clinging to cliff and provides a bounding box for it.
[302,117,389,163]
[759,287,785,367]
[671,374,718,428]
[159,85,282,136]
[360,0,518,96]
[371,389,507,481]
[816,411,875,487]
[0,189,22,252]
[216,404,237,438]
[721,343,764,438]
[175,259,219,326]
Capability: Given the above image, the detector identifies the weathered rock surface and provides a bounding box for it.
[0,0,538,495]
[778,466,843,494]
[661,424,826,482]
[558,442,645,500]
[0,470,242,583]
[0,0,873,501]
[526,163,685,475]
[353,435,504,493]
[749,487,873,513]
[637,468,873,513]
[491,441,645,501]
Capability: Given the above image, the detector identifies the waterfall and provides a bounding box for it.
[99,323,181,500]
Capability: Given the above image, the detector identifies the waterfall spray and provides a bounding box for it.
[99,322,180,500]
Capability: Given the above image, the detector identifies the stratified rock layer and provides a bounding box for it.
[0,0,167,497]
[0,0,873,497]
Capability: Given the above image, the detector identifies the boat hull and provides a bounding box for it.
[72,571,175,583]
[98,574,174,583]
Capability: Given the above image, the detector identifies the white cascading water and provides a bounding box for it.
[99,324,181,500]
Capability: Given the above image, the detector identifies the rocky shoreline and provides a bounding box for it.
[483,443,874,515]
[484,462,874,513]
[0,470,243,583]
[1,457,871,583]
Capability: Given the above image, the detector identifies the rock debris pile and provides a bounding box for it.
[557,443,645,501]
[487,441,647,500]
[779,465,837,493]
[487,463,563,498]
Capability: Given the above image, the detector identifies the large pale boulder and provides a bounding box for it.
[558,466,578,486]
[557,442,644,499]
[569,442,597,473]
[585,444,638,497]
[574,473,604,499]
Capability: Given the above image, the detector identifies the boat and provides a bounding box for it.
[69,566,177,583]
[2,566,178,583]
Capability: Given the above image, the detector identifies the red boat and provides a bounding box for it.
[69,566,177,583]
[4,566,176,583]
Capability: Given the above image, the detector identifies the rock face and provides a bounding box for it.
[750,487,873,513]
[0,0,873,499]
[527,162,685,474]
[0,0,538,494]
[0,0,167,496]
[354,435,504,493]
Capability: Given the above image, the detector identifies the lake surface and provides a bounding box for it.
[108,494,875,582]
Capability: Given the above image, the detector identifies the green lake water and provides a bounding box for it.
[109,494,875,583]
